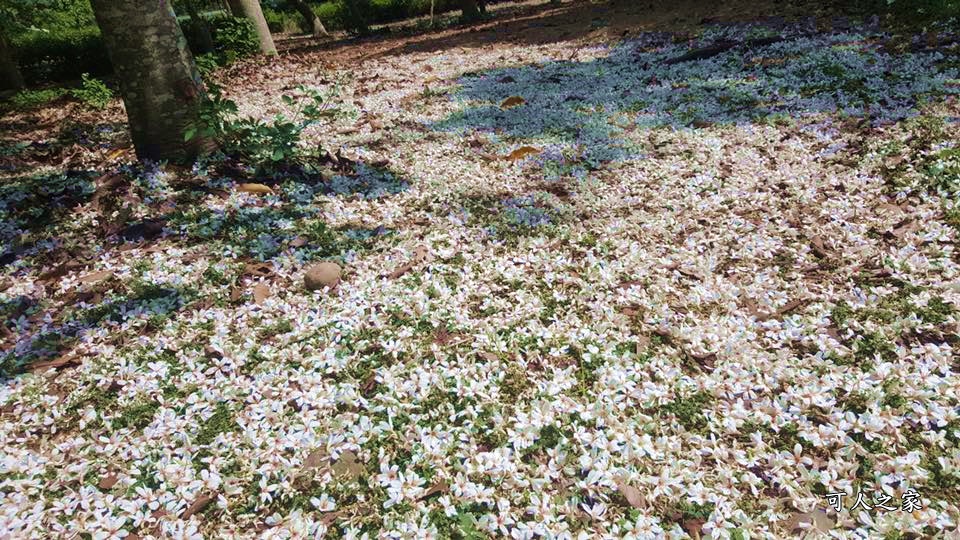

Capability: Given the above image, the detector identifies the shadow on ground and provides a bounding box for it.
[432,23,958,169]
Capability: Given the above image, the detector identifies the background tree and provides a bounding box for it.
[179,0,215,54]
[459,0,481,22]
[290,0,328,38]
[90,0,211,161]
[0,24,24,91]
[232,0,277,55]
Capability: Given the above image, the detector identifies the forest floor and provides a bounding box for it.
[2,0,960,538]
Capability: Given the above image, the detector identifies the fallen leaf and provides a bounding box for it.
[331,450,364,481]
[98,474,119,490]
[505,146,541,161]
[386,245,430,279]
[682,518,706,539]
[229,286,244,302]
[302,449,327,470]
[783,508,835,534]
[809,235,829,258]
[30,355,81,373]
[79,270,114,285]
[500,95,526,109]
[687,351,717,372]
[106,148,126,160]
[289,237,308,248]
[237,183,273,195]
[181,492,216,519]
[887,219,919,240]
[253,283,270,305]
[419,480,449,500]
[243,262,274,277]
[616,481,647,508]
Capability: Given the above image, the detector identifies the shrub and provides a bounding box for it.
[70,73,113,109]
[2,88,68,110]
[264,8,310,34]
[12,26,110,85]
[186,84,337,173]
[210,16,260,56]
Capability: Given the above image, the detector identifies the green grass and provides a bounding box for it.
[658,391,713,433]
[195,402,237,446]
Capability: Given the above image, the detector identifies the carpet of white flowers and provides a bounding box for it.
[2,13,960,540]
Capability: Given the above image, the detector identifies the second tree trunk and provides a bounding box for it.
[0,27,25,91]
[290,0,328,37]
[234,0,277,55]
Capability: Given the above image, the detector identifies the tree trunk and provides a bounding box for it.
[290,0,328,37]
[90,0,211,162]
[226,0,244,16]
[235,0,276,55]
[183,0,215,54]
[0,26,25,91]
[460,0,481,22]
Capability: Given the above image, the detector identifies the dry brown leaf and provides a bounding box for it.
[809,235,829,258]
[30,355,81,373]
[616,481,647,508]
[682,518,706,539]
[419,480,450,500]
[229,286,244,302]
[505,146,540,161]
[181,492,216,519]
[243,262,274,277]
[253,283,270,305]
[289,237,308,248]
[687,351,717,372]
[888,219,920,239]
[302,449,327,470]
[386,246,430,279]
[237,183,273,195]
[98,474,119,490]
[79,270,114,284]
[783,508,834,534]
[331,450,364,481]
[500,95,526,109]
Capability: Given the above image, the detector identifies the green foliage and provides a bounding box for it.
[193,53,221,78]
[2,87,67,110]
[210,16,260,57]
[181,15,260,73]
[70,73,112,109]
[187,84,334,172]
[195,402,237,445]
[264,8,310,34]
[659,391,714,433]
[11,26,109,84]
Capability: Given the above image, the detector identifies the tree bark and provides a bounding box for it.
[183,0,215,54]
[0,26,25,91]
[290,0,328,37]
[235,0,276,55]
[460,0,481,22]
[90,0,211,162]
[226,0,244,16]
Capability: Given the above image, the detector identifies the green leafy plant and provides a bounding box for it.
[211,16,259,57]
[186,84,336,172]
[70,73,113,109]
[2,87,67,110]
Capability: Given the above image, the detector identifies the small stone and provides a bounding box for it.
[304,262,341,291]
